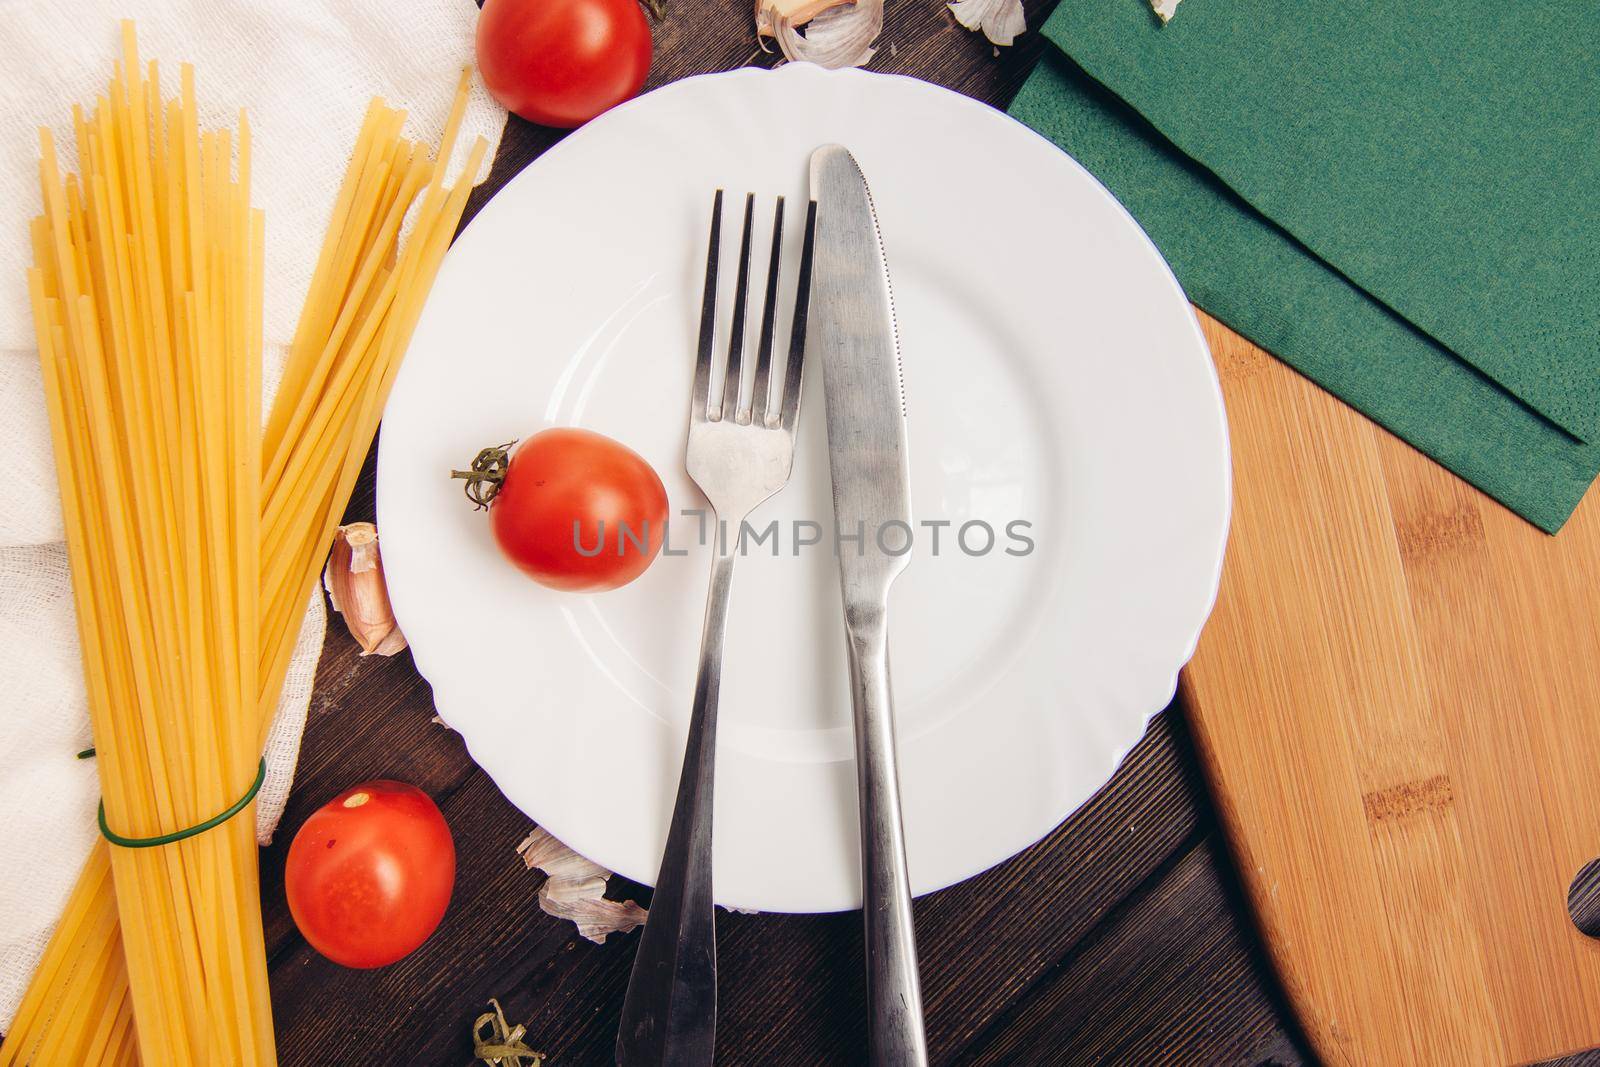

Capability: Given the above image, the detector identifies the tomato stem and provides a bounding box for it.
[451,440,517,509]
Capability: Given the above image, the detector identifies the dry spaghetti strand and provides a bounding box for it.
[2,27,485,1067]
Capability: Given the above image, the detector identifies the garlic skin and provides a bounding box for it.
[755,0,851,35]
[948,0,1025,47]
[1152,0,1182,23]
[762,0,883,69]
[323,522,408,657]
[516,827,648,944]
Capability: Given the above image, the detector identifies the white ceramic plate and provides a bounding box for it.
[377,64,1230,913]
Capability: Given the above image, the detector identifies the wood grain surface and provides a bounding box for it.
[1182,316,1600,1066]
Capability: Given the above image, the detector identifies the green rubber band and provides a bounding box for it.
[97,758,266,849]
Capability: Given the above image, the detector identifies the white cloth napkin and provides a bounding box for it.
[0,0,507,1029]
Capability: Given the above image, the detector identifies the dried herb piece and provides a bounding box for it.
[472,999,544,1066]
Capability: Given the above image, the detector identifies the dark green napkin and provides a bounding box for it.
[1009,46,1600,532]
[1042,1,1600,442]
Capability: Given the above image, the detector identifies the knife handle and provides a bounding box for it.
[845,610,930,1067]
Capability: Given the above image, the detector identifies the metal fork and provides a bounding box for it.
[616,189,818,1067]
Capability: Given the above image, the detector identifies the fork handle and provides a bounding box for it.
[845,615,930,1067]
[616,548,737,1067]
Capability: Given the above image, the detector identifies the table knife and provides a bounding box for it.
[808,143,930,1067]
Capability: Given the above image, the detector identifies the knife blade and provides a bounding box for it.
[809,145,913,593]
[808,143,929,1067]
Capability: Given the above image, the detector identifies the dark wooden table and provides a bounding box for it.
[261,2,1313,1062]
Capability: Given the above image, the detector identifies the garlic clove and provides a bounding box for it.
[368,626,410,657]
[323,522,407,657]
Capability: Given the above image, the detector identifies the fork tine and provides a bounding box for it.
[750,197,785,426]
[720,193,756,423]
[778,198,818,435]
[692,190,723,422]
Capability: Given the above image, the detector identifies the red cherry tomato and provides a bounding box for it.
[285,781,455,969]
[476,0,652,128]
[474,428,668,592]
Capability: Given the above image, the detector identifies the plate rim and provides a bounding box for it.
[378,61,1232,912]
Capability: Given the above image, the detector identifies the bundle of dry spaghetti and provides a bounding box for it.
[2,23,485,1066]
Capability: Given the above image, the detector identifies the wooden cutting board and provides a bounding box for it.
[1179,313,1600,1066]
